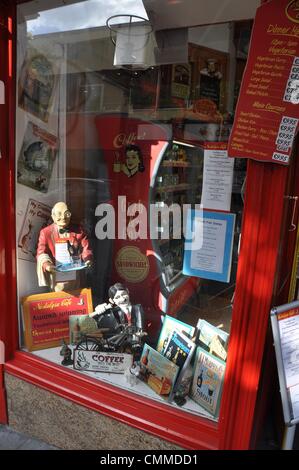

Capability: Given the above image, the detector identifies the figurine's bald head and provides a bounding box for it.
[51,202,71,229]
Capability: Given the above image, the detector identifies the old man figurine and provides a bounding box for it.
[36,201,93,291]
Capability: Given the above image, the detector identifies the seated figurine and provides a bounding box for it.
[36,201,93,291]
[90,283,145,342]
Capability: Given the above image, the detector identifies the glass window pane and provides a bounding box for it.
[16,0,252,421]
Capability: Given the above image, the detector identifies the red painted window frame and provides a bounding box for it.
[0,0,291,450]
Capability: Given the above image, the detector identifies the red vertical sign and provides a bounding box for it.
[95,115,169,333]
[228,0,299,165]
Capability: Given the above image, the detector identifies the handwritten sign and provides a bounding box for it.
[228,0,299,165]
[22,289,93,351]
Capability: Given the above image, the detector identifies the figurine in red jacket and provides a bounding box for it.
[36,201,93,291]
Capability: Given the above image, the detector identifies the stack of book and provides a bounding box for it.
[140,315,229,417]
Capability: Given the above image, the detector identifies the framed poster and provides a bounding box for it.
[18,53,58,122]
[156,315,195,355]
[22,288,93,351]
[183,209,236,283]
[140,344,179,399]
[17,199,52,262]
[190,346,226,417]
[189,44,228,113]
[17,121,58,193]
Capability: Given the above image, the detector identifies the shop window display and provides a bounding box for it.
[16,0,252,422]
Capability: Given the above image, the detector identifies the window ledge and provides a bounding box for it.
[4,350,219,450]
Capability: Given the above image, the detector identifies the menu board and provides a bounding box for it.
[271,301,299,424]
[228,0,299,165]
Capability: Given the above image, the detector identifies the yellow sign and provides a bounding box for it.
[115,246,149,283]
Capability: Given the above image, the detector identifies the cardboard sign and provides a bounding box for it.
[228,0,299,165]
[22,289,93,351]
[73,350,133,373]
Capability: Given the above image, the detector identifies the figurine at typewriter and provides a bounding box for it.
[90,283,145,336]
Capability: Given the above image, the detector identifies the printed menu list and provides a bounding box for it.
[228,0,299,165]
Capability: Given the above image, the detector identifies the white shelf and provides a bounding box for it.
[31,346,218,422]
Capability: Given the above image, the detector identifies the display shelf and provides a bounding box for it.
[32,347,217,422]
[151,139,204,295]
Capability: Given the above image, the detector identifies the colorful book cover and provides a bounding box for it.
[163,329,196,370]
[196,319,229,361]
[190,346,226,417]
[156,315,195,355]
[140,344,179,398]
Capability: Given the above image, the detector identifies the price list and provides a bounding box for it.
[228,0,299,165]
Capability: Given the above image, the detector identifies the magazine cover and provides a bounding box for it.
[196,319,229,361]
[17,199,52,262]
[157,315,195,355]
[190,346,226,417]
[18,53,58,122]
[17,121,58,193]
[140,344,179,398]
[163,329,196,370]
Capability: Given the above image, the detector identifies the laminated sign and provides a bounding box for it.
[228,0,299,165]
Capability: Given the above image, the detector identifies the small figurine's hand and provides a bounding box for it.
[44,262,55,273]
[94,302,111,314]
[85,259,93,268]
[135,330,147,338]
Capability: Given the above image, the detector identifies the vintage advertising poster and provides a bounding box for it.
[17,199,52,262]
[183,209,236,283]
[17,122,58,193]
[190,346,226,417]
[22,289,93,351]
[201,143,234,211]
[73,351,133,374]
[196,319,229,362]
[162,329,196,370]
[18,53,58,122]
[228,0,299,165]
[140,344,179,398]
[156,315,195,354]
